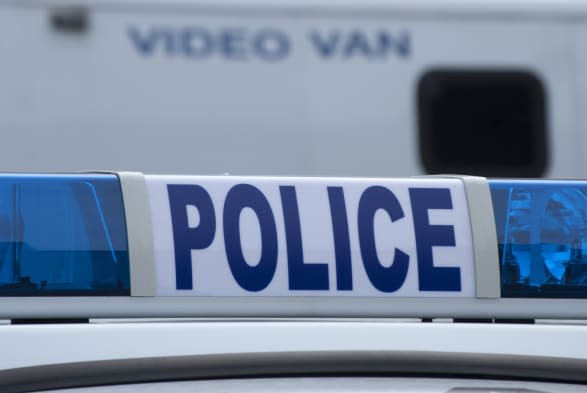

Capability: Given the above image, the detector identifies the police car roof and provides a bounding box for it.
[2,172,587,391]
[2,318,587,370]
[2,319,587,392]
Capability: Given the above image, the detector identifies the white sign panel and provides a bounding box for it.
[147,176,475,297]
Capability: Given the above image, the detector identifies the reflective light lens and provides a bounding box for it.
[0,174,129,296]
[490,180,587,298]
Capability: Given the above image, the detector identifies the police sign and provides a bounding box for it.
[147,176,475,297]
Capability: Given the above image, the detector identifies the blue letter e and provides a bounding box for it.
[409,188,460,291]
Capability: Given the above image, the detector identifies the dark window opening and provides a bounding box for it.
[418,70,547,177]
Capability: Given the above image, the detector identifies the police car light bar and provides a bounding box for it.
[1,172,587,319]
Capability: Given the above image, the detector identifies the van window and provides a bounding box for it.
[418,70,547,177]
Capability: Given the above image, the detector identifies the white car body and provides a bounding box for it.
[0,319,586,371]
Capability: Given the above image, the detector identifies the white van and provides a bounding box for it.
[0,0,582,177]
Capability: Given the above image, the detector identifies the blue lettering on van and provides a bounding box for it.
[309,30,411,59]
[129,26,410,61]
[128,26,290,61]
[182,28,214,58]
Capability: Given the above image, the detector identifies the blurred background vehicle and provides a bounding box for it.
[0,0,579,177]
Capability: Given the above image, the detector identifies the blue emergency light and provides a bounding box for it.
[0,173,585,320]
[0,174,129,296]
[490,180,587,298]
